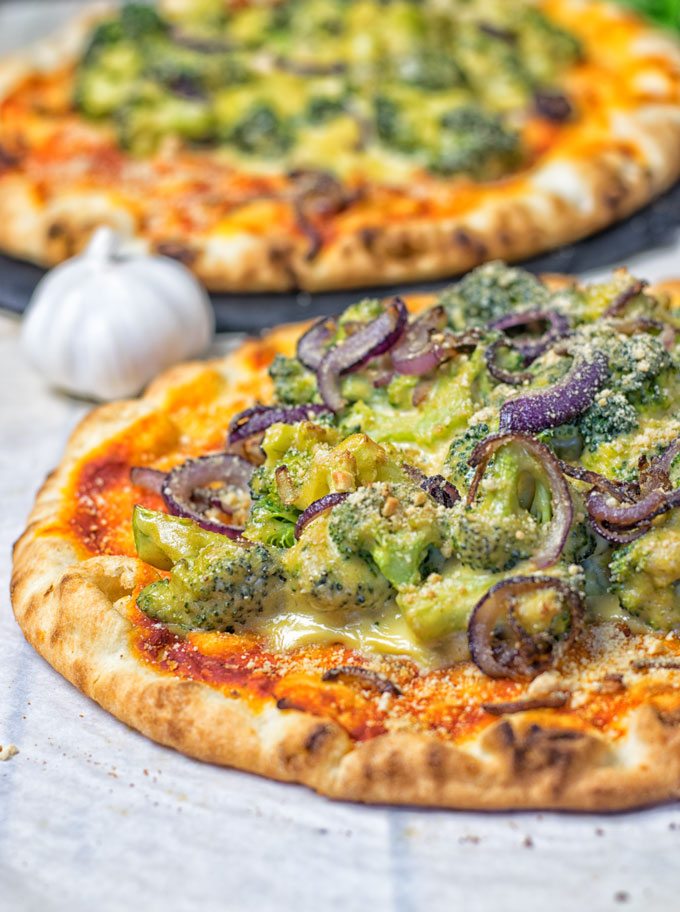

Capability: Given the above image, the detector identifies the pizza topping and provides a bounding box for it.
[161,453,253,537]
[294,493,349,541]
[227,403,330,459]
[499,350,609,434]
[321,665,401,696]
[467,576,584,681]
[488,309,570,365]
[123,263,680,678]
[317,297,407,411]
[467,433,573,570]
[71,0,582,179]
[130,465,166,495]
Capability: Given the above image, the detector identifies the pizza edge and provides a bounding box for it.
[11,282,680,811]
[0,4,680,290]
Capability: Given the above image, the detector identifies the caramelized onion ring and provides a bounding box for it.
[162,454,253,538]
[468,576,583,681]
[467,433,573,569]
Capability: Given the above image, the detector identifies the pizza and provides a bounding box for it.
[12,260,680,810]
[0,0,679,292]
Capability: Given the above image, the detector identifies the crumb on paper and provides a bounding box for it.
[0,744,19,761]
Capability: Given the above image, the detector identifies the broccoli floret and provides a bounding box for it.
[444,422,490,490]
[305,96,347,124]
[81,20,125,64]
[577,392,639,453]
[120,3,169,41]
[269,355,318,405]
[452,509,540,573]
[430,107,521,179]
[448,443,557,572]
[439,262,550,331]
[74,39,143,118]
[397,52,463,90]
[117,87,215,154]
[328,482,450,587]
[609,513,680,629]
[244,467,300,548]
[283,511,393,613]
[138,537,282,631]
[222,104,293,157]
[398,562,499,642]
[607,333,673,403]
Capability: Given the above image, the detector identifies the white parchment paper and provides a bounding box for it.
[2,5,680,910]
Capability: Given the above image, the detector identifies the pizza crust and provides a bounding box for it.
[12,285,680,810]
[0,1,679,291]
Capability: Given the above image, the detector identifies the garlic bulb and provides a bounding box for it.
[21,228,215,401]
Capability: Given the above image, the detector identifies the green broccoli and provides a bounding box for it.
[609,512,680,630]
[283,510,393,613]
[439,262,550,331]
[607,332,673,402]
[429,107,521,179]
[222,104,293,157]
[328,481,451,587]
[444,422,490,491]
[305,96,347,124]
[269,355,318,405]
[397,52,463,90]
[245,490,299,549]
[448,444,556,573]
[577,392,639,453]
[117,87,216,155]
[139,539,282,630]
[133,508,283,631]
[120,3,169,41]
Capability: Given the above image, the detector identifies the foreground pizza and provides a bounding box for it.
[12,262,680,809]
[0,0,680,290]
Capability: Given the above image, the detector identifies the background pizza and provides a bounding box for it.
[0,0,679,291]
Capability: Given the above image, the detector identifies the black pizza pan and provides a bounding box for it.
[1,179,679,334]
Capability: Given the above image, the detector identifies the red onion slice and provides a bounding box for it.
[130,466,166,495]
[296,316,337,371]
[603,279,647,318]
[489,309,570,364]
[162,454,254,538]
[499,351,608,435]
[391,306,448,376]
[402,464,461,508]
[484,339,533,386]
[468,576,583,681]
[467,433,573,569]
[586,487,680,529]
[588,515,651,545]
[317,297,408,411]
[557,460,639,503]
[227,403,330,448]
[294,492,349,539]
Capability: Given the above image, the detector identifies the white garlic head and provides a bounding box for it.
[21,228,215,400]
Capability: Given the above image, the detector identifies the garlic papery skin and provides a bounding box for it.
[21,228,215,401]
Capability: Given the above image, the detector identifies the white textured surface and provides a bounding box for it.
[2,3,680,911]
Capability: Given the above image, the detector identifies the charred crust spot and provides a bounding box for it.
[0,145,20,172]
[360,227,379,252]
[305,723,333,754]
[655,707,680,726]
[47,221,66,240]
[156,241,198,266]
[425,742,448,783]
[453,228,488,259]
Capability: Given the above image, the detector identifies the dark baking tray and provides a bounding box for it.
[2,179,679,334]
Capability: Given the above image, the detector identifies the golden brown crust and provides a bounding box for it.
[11,281,680,810]
[0,1,679,290]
